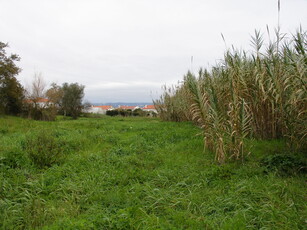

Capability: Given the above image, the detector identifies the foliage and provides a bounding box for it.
[46,83,63,107]
[0,116,306,229]
[106,108,155,117]
[0,146,29,169]
[61,82,85,119]
[107,109,133,117]
[261,153,306,176]
[23,102,58,121]
[156,28,307,162]
[0,42,24,115]
[22,76,59,121]
[23,129,66,168]
[154,81,192,122]
[24,81,84,121]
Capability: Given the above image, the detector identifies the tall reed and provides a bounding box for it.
[154,80,192,122]
[156,28,307,163]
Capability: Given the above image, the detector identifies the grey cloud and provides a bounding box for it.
[1,0,306,102]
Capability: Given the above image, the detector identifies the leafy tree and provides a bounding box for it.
[61,82,85,119]
[46,82,63,107]
[0,42,24,115]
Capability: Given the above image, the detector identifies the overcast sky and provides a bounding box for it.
[1,0,306,103]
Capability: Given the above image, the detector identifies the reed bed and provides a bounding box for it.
[154,28,307,163]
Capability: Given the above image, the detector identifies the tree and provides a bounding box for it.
[61,82,85,119]
[25,74,58,121]
[30,72,46,99]
[0,42,24,115]
[46,82,63,107]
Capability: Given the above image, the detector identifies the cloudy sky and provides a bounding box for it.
[1,0,306,103]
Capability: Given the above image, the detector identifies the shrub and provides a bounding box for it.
[24,130,66,168]
[23,104,58,121]
[106,109,132,117]
[106,108,155,117]
[106,109,119,116]
[260,154,306,176]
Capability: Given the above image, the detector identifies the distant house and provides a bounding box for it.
[87,105,114,114]
[118,105,138,110]
[24,98,51,108]
[142,105,157,113]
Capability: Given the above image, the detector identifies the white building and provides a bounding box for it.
[142,105,157,113]
[87,105,114,114]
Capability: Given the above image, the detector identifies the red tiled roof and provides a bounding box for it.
[93,105,113,110]
[119,106,135,110]
[24,98,50,103]
[37,98,49,103]
[143,105,155,110]
[24,99,32,103]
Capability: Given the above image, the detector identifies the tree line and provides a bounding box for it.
[0,42,85,120]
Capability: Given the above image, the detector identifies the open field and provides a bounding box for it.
[0,116,306,229]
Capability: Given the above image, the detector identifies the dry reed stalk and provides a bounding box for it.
[156,28,307,162]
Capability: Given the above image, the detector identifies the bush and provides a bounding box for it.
[23,104,58,121]
[106,109,119,116]
[260,154,306,176]
[106,109,132,117]
[23,130,66,168]
[41,106,58,121]
[106,109,155,117]
[132,108,145,116]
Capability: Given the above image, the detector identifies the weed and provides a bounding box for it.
[23,129,66,168]
[261,153,306,176]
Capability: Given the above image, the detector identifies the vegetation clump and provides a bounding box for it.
[155,28,307,163]
[0,42,24,115]
[23,129,67,168]
[261,153,306,176]
[106,108,156,117]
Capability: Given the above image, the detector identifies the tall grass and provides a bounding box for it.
[1,116,305,229]
[154,82,192,122]
[155,28,307,163]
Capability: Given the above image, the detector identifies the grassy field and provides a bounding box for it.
[0,116,306,229]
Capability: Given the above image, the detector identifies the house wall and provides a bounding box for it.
[143,109,157,113]
[87,107,108,114]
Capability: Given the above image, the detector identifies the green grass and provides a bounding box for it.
[0,116,306,229]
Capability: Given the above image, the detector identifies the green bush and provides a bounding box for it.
[23,104,58,121]
[106,109,119,116]
[106,108,155,117]
[132,108,146,116]
[260,154,306,176]
[24,130,66,168]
